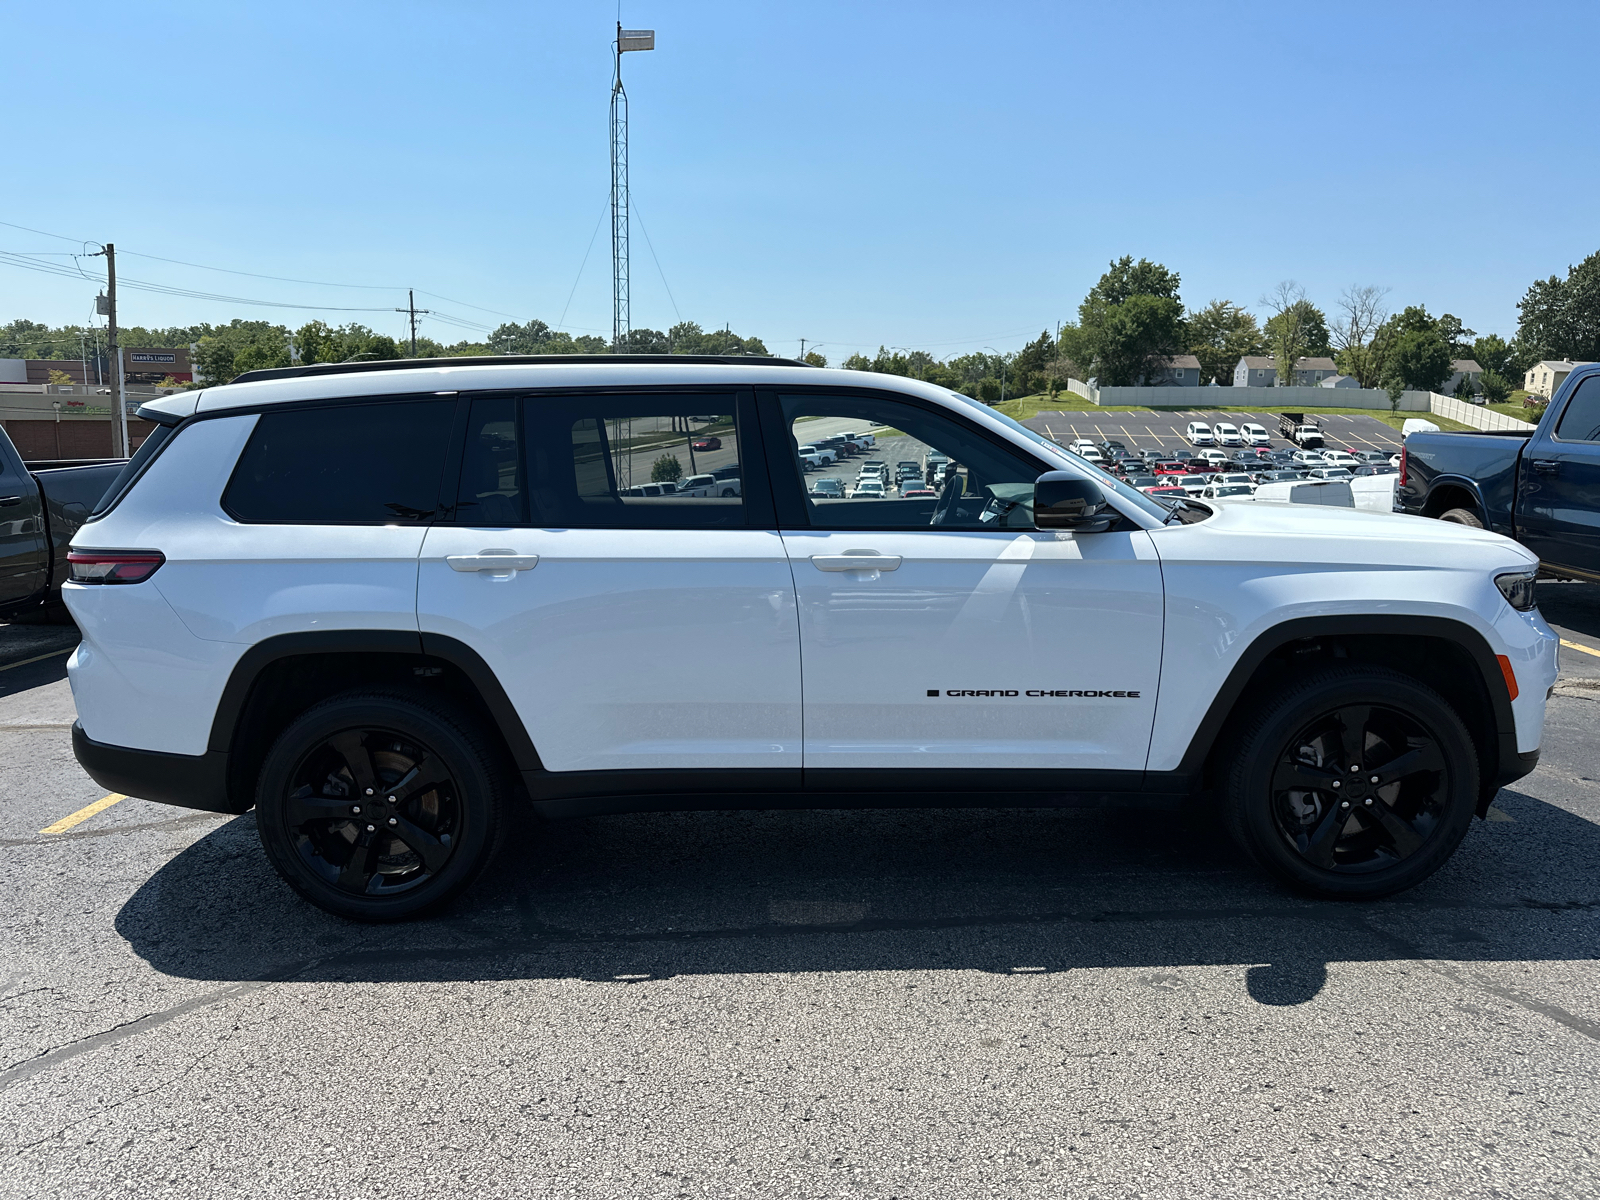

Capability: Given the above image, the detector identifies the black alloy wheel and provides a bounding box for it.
[257,691,505,921]
[1224,666,1478,899]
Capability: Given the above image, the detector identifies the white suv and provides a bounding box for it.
[1186,421,1214,446]
[67,356,1557,919]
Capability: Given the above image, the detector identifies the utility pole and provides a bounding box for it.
[92,243,129,457]
[395,289,429,357]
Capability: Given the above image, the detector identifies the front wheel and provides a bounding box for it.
[256,690,507,921]
[1223,666,1479,899]
[1438,507,1485,529]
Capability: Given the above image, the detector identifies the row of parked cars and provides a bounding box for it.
[810,455,945,499]
[1066,438,1401,500]
[622,463,743,497]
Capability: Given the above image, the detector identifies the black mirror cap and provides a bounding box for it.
[1034,471,1114,532]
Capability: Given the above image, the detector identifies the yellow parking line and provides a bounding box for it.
[1562,639,1600,660]
[0,648,73,674]
[41,793,126,835]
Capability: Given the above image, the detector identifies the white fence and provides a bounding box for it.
[1068,381,1432,411]
[1428,392,1538,432]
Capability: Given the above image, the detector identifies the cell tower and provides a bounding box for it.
[611,23,654,352]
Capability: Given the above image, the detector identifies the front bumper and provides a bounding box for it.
[71,721,246,814]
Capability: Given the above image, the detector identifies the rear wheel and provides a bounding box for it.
[256,690,506,921]
[1223,666,1478,899]
[1438,507,1484,528]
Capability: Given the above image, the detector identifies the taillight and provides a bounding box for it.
[67,550,165,584]
[1398,445,1407,487]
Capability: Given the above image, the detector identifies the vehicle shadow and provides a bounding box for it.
[115,786,1600,1007]
[1537,580,1600,641]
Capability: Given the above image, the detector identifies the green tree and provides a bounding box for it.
[1263,299,1331,362]
[1471,333,1513,379]
[1009,330,1055,395]
[801,350,827,367]
[1260,282,1326,384]
[650,454,683,483]
[1517,249,1600,362]
[1385,328,1453,393]
[842,352,872,371]
[1332,285,1392,388]
[1075,257,1185,386]
[1479,370,1512,403]
[1187,300,1262,385]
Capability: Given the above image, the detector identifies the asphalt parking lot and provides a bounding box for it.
[4,589,1600,1198]
[1020,409,1405,456]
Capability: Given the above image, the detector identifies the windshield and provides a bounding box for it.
[958,394,1173,522]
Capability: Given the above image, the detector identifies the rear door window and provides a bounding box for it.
[1555,375,1600,443]
[223,398,456,524]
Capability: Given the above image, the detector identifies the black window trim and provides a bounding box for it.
[1551,368,1600,445]
[753,385,1062,532]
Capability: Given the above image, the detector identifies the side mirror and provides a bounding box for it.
[1034,472,1113,532]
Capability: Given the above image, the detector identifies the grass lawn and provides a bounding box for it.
[992,393,1474,434]
[1482,393,1545,424]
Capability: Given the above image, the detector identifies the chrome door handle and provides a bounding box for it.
[446,552,539,573]
[1533,460,1560,474]
[811,551,902,572]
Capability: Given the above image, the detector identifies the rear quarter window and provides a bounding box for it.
[223,399,456,524]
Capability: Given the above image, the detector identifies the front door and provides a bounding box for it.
[418,389,803,780]
[761,389,1165,783]
[1519,372,1600,578]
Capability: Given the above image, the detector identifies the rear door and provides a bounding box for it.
[417,389,802,783]
[760,388,1164,787]
[1519,371,1600,577]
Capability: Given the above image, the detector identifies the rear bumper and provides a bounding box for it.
[1495,747,1540,792]
[71,721,247,814]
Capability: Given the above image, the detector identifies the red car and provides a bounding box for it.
[1142,484,1188,498]
[1153,461,1187,475]
[690,436,722,451]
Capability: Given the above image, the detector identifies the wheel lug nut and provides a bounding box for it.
[388,796,397,804]
[1369,776,1379,784]
[366,824,376,831]
[388,817,397,826]
[365,788,374,796]
[351,806,360,814]
[1363,799,1373,806]
[1341,801,1350,809]
[1349,764,1360,773]
[1331,781,1341,789]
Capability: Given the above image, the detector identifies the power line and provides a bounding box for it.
[558,199,610,333]
[630,200,682,326]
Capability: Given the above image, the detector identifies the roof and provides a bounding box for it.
[1532,359,1598,371]
[1293,357,1338,372]
[1238,356,1275,369]
[1451,359,1482,373]
[137,359,946,423]
[1158,354,1201,370]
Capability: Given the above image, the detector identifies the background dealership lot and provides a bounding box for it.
[3,579,1600,1197]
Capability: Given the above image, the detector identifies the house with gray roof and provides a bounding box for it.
[1233,355,1339,387]
[1524,360,1594,398]
[1143,354,1202,386]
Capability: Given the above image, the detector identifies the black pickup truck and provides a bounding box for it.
[0,427,127,622]
[1398,362,1600,581]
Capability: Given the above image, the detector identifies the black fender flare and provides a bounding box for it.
[1420,474,1490,523]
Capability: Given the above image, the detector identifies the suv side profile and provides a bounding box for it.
[68,356,1556,921]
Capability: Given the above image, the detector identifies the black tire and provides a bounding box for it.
[1438,507,1484,529]
[1223,666,1478,900]
[256,689,507,921]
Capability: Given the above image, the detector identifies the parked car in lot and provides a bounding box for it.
[675,473,742,497]
[1201,482,1256,500]
[1351,450,1390,465]
[1209,472,1255,488]
[1289,449,1327,466]
[923,451,950,474]
[900,487,936,498]
[1078,447,1107,464]
[1279,413,1326,448]
[623,481,679,496]
[1195,449,1230,468]
[796,449,824,471]
[1153,461,1187,476]
[849,480,887,499]
[0,424,125,623]
[1353,464,1398,477]
[1241,422,1271,446]
[1173,473,1212,495]
[690,435,722,451]
[1399,363,1600,579]
[1124,475,1160,490]
[1213,422,1243,446]
[1185,421,1215,446]
[1321,450,1359,467]
[1307,466,1353,480]
[796,443,836,465]
[69,355,1556,920]
[809,478,844,498]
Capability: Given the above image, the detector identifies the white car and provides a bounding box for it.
[1078,447,1107,463]
[1196,449,1230,467]
[1290,449,1327,466]
[1321,450,1359,467]
[1186,422,1215,446]
[1210,473,1255,487]
[1213,422,1243,446]
[796,443,836,465]
[66,357,1555,918]
[674,473,741,498]
[1175,474,1212,496]
[1070,439,1098,456]
[1201,483,1256,500]
[1241,422,1271,446]
[849,480,887,498]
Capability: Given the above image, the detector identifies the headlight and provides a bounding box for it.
[1495,568,1539,612]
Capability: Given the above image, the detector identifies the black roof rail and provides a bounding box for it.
[228,353,816,386]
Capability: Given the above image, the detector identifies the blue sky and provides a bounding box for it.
[4,0,1598,360]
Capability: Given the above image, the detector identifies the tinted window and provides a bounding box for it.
[224,399,456,524]
[456,395,526,525]
[1555,375,1600,443]
[525,394,746,528]
[89,422,177,518]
